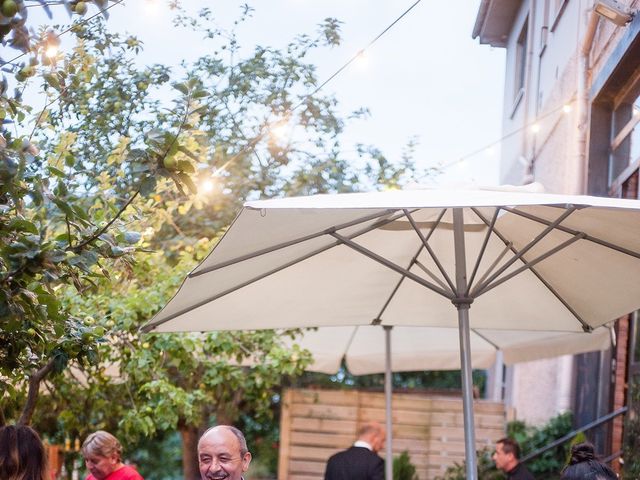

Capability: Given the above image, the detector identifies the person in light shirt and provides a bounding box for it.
[324,421,385,480]
[198,425,252,480]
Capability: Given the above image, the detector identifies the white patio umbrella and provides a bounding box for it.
[143,185,640,480]
[295,324,612,375]
[279,323,610,479]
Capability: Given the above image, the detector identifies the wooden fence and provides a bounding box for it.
[278,388,506,480]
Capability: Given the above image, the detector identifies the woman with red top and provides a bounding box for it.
[81,431,144,480]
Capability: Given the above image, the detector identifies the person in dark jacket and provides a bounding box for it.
[492,437,534,480]
[324,421,385,480]
[560,442,616,480]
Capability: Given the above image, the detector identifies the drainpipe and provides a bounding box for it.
[521,0,537,184]
[573,4,600,194]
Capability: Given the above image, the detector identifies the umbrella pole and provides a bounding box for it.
[453,208,478,480]
[384,325,393,480]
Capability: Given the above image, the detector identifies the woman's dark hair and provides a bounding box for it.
[560,443,617,480]
[0,425,49,480]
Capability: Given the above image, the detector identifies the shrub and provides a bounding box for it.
[394,451,419,480]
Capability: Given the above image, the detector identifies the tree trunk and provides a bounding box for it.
[179,423,200,480]
[18,358,56,426]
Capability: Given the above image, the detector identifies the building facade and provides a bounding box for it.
[473,0,640,462]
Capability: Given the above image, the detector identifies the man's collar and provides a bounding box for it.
[353,440,373,451]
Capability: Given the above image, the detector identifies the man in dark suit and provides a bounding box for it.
[324,421,385,480]
[492,437,534,480]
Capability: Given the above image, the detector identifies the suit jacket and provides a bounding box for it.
[324,446,384,480]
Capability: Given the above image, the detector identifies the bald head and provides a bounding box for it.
[358,421,386,453]
[198,426,251,480]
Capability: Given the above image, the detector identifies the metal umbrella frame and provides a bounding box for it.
[144,187,640,480]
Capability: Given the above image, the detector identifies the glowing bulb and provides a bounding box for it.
[201,180,214,193]
[562,104,572,113]
[354,49,369,69]
[45,45,58,58]
[531,123,540,134]
[270,120,289,141]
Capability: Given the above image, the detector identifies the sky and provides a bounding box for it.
[34,0,507,186]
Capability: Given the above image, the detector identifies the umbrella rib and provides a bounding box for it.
[502,206,640,260]
[373,208,448,322]
[470,329,500,350]
[143,210,413,332]
[330,232,455,299]
[466,208,500,296]
[471,209,592,332]
[476,232,586,296]
[189,209,399,278]
[472,241,513,291]
[471,207,577,297]
[403,209,457,292]
[414,261,451,291]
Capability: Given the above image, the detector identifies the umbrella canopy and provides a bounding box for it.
[294,324,612,375]
[143,185,640,480]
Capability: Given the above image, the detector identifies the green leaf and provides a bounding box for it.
[123,232,141,244]
[139,176,156,196]
[178,173,198,194]
[43,74,61,91]
[173,82,189,95]
[9,218,39,235]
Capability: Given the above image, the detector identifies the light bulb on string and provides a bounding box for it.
[354,49,370,70]
[45,45,59,58]
[562,104,572,113]
[270,118,290,142]
[201,179,215,193]
[531,123,540,134]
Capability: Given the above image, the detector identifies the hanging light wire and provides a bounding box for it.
[2,0,126,67]
[215,0,424,175]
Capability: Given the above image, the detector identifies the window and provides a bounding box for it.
[512,19,528,108]
[608,93,640,194]
[550,0,569,31]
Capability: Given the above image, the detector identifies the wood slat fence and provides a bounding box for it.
[278,388,506,480]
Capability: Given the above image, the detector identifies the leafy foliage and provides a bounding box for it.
[1,4,428,479]
[435,412,575,480]
[507,412,574,479]
[394,451,419,480]
[623,380,640,479]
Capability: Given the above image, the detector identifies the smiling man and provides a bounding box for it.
[198,426,252,480]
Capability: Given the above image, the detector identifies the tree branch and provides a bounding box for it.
[17,356,57,426]
[72,188,140,251]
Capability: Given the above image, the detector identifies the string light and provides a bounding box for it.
[530,123,540,134]
[440,98,576,172]
[214,0,423,176]
[563,104,572,113]
[200,179,215,193]
[45,44,59,58]
[3,0,126,67]
[270,118,290,142]
[354,49,370,70]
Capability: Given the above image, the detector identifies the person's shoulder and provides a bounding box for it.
[120,465,144,480]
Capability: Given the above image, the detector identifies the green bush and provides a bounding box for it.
[434,447,503,480]
[435,412,575,480]
[508,411,574,479]
[393,451,419,480]
[623,381,640,479]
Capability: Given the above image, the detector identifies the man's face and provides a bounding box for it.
[198,427,251,480]
[372,429,386,453]
[492,443,514,472]
[83,453,118,480]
